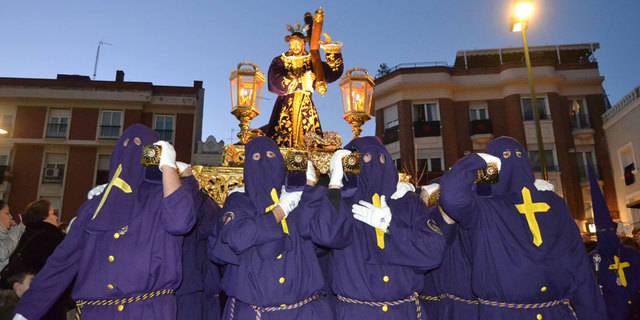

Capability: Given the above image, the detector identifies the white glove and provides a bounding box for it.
[420,183,440,199]
[154,140,177,171]
[228,186,245,195]
[391,182,415,200]
[534,179,555,192]
[329,149,352,188]
[278,186,303,218]
[306,160,317,185]
[352,195,392,232]
[87,184,107,200]
[176,161,191,172]
[476,153,502,172]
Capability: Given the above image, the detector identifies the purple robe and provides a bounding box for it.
[439,137,605,319]
[420,205,478,319]
[14,124,195,319]
[177,177,221,320]
[587,162,640,320]
[210,137,352,320]
[262,51,344,147]
[332,137,445,320]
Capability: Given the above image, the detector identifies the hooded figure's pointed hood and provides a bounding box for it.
[344,136,398,202]
[90,124,159,229]
[485,137,535,196]
[243,137,286,212]
[589,160,619,254]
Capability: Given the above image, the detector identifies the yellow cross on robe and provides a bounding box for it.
[514,186,550,247]
[92,164,132,220]
[608,255,630,287]
[265,188,289,235]
[372,193,385,249]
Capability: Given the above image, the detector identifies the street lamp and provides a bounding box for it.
[511,0,548,180]
[340,68,375,139]
[229,62,265,144]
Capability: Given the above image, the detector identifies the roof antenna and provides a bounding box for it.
[93,41,112,80]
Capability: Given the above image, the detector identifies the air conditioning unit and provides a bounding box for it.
[44,168,60,178]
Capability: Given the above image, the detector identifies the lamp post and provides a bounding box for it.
[229,62,265,144]
[511,0,548,181]
[340,68,375,139]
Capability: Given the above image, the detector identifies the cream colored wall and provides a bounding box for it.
[604,100,640,230]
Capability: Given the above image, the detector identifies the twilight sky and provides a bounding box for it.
[1,0,638,144]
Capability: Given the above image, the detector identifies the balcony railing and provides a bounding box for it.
[155,129,174,142]
[99,125,122,139]
[46,123,68,138]
[603,85,640,123]
[571,113,591,129]
[470,119,493,135]
[414,121,441,137]
[383,126,399,144]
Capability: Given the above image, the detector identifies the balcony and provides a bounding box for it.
[383,126,399,144]
[571,113,594,141]
[46,123,68,138]
[413,121,441,137]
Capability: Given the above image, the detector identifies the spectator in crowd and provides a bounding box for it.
[0,201,24,274]
[3,200,66,320]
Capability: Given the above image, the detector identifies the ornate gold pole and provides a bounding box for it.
[343,112,371,138]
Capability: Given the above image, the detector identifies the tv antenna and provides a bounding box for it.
[93,41,113,80]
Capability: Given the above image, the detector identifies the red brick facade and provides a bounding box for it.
[9,145,44,216]
[62,147,97,221]
[69,108,99,140]
[14,106,46,139]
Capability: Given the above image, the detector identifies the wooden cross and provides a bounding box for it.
[515,186,550,247]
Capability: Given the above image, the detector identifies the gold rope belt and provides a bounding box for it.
[477,297,577,319]
[337,292,422,319]
[227,293,321,320]
[74,288,174,319]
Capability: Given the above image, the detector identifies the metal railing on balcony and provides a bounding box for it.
[99,125,122,139]
[155,129,174,142]
[602,85,640,124]
[46,123,68,138]
[571,113,591,130]
[470,119,493,135]
[383,126,399,144]
[414,121,441,137]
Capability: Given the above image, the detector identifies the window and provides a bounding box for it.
[569,98,590,129]
[95,155,111,185]
[528,149,557,172]
[154,115,175,142]
[42,153,66,184]
[619,144,636,186]
[0,114,13,137]
[413,102,440,122]
[383,106,398,129]
[46,109,70,138]
[576,151,598,181]
[469,103,489,121]
[417,157,443,173]
[521,97,550,121]
[99,110,122,139]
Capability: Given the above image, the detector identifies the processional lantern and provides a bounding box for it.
[229,62,265,144]
[340,68,375,138]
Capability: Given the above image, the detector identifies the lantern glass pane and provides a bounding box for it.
[365,84,374,114]
[340,84,350,114]
[351,81,366,112]
[230,77,238,108]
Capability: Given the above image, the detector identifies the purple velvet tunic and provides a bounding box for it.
[587,163,640,320]
[332,137,445,320]
[14,125,195,319]
[420,205,477,319]
[439,137,605,319]
[177,177,221,320]
[210,137,352,320]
